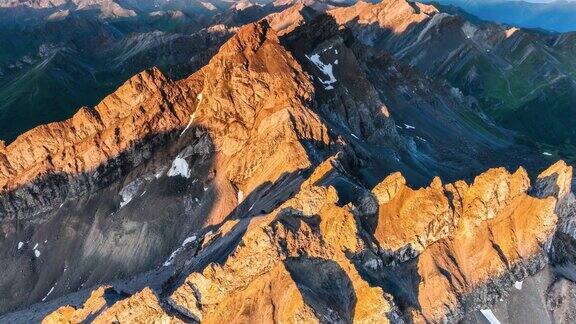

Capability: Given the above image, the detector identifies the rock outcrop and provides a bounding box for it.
[39,157,572,323]
[1,2,576,323]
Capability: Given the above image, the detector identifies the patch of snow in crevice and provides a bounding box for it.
[480,309,501,324]
[155,168,166,179]
[182,236,197,246]
[167,158,191,178]
[415,136,427,142]
[119,179,144,208]
[237,190,244,204]
[364,259,380,270]
[18,242,24,250]
[306,53,337,90]
[163,235,198,267]
[34,249,41,258]
[42,286,55,301]
[404,124,416,130]
[180,112,196,137]
[181,92,202,137]
[514,280,523,290]
[351,133,359,140]
[334,59,338,65]
[543,152,553,156]
[33,243,38,250]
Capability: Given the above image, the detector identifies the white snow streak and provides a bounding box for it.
[182,236,197,246]
[514,281,523,290]
[404,124,416,130]
[480,309,501,324]
[42,286,55,301]
[237,190,244,204]
[306,53,337,90]
[543,152,553,156]
[163,234,199,267]
[180,92,202,137]
[180,112,196,137]
[167,158,191,178]
[18,242,23,250]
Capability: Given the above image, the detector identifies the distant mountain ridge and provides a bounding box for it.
[424,0,576,32]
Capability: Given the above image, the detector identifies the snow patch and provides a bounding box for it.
[32,243,38,250]
[514,280,523,290]
[364,259,379,270]
[180,112,196,137]
[182,236,197,246]
[480,309,501,324]
[155,168,165,179]
[18,242,23,250]
[163,235,198,267]
[404,124,416,130]
[119,179,144,208]
[167,157,191,178]
[42,286,55,301]
[237,190,244,204]
[306,53,337,90]
[34,249,41,258]
[543,152,553,156]
[351,133,359,139]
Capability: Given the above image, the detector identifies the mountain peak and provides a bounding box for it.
[219,20,278,55]
[330,0,438,33]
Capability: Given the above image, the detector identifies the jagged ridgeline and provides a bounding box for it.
[0,1,575,323]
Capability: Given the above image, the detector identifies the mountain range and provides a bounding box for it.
[0,0,575,323]
[425,0,576,32]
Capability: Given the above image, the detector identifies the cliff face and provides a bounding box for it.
[0,19,332,314]
[40,155,573,323]
[1,1,576,323]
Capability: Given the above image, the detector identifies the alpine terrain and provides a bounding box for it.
[0,0,575,323]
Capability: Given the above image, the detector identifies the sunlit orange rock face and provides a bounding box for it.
[45,287,181,324]
[0,20,329,224]
[5,4,574,323]
[329,0,438,34]
[374,167,558,322]
[0,66,197,191]
[191,20,328,198]
[43,157,569,323]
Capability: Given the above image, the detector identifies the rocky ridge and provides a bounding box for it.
[41,156,574,323]
[1,1,576,323]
